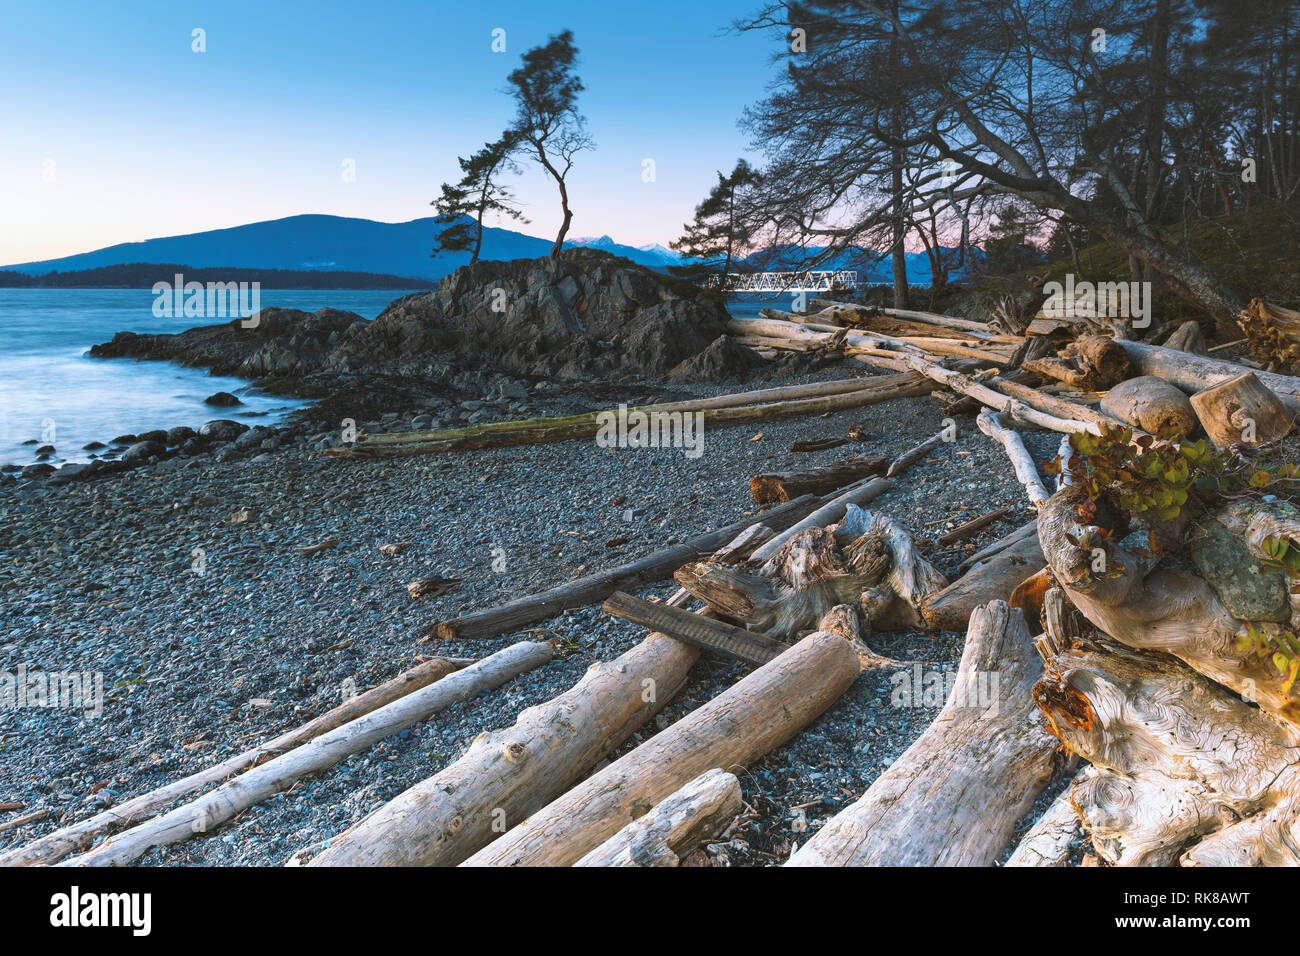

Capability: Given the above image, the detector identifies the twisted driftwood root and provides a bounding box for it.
[1034,631,1300,866]
[1038,482,1300,722]
[675,505,946,640]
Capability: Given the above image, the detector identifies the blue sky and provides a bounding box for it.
[0,0,781,265]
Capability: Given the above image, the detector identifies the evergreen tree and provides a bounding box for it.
[671,160,763,274]
[431,135,525,264]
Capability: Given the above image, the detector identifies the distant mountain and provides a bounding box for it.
[0,263,436,290]
[4,214,966,287]
[568,235,685,267]
[738,244,970,284]
[4,215,687,281]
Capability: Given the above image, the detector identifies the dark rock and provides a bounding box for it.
[21,462,55,479]
[166,426,197,445]
[138,429,169,444]
[122,440,166,464]
[83,441,107,451]
[111,435,137,445]
[199,420,249,442]
[204,391,243,407]
[668,335,767,382]
[36,444,56,456]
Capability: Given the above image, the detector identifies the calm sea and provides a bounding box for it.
[0,289,406,466]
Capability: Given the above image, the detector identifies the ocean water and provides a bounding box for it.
[0,289,407,467]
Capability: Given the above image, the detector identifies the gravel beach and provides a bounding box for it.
[0,358,1065,866]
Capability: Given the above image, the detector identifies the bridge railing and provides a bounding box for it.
[705,270,859,293]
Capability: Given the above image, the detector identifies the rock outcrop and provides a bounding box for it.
[91,251,731,385]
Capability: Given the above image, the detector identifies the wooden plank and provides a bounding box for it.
[602,591,788,666]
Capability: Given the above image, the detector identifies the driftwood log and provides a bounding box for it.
[1038,482,1300,722]
[976,409,1050,508]
[1004,782,1083,867]
[1035,630,1300,866]
[921,533,1046,632]
[787,602,1058,866]
[572,768,742,867]
[1189,370,1295,448]
[750,455,887,504]
[462,631,860,867]
[427,492,822,640]
[0,656,471,867]
[1117,339,1300,416]
[63,642,554,867]
[307,622,700,867]
[747,476,892,564]
[1023,335,1134,390]
[1098,375,1199,438]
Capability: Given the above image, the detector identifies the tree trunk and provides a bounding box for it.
[462,631,860,867]
[787,601,1057,866]
[1004,779,1082,867]
[572,769,742,867]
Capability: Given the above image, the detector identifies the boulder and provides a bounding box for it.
[122,440,166,464]
[204,391,242,407]
[21,462,55,479]
[166,425,197,445]
[199,420,249,442]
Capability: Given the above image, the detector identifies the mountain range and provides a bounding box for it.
[4,213,963,284]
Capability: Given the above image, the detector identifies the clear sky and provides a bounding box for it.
[0,0,780,265]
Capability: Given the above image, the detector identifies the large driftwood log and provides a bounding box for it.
[677,505,946,639]
[1038,483,1300,723]
[1189,370,1295,448]
[428,493,822,640]
[1116,338,1300,416]
[1034,634,1300,866]
[307,624,700,867]
[788,602,1058,866]
[0,656,471,867]
[921,534,1046,632]
[572,769,743,867]
[63,642,554,867]
[1098,376,1198,438]
[331,372,931,458]
[749,455,887,504]
[462,631,860,867]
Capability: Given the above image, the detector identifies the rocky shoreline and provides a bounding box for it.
[5,250,768,490]
[2,251,1078,866]
[0,352,1065,865]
